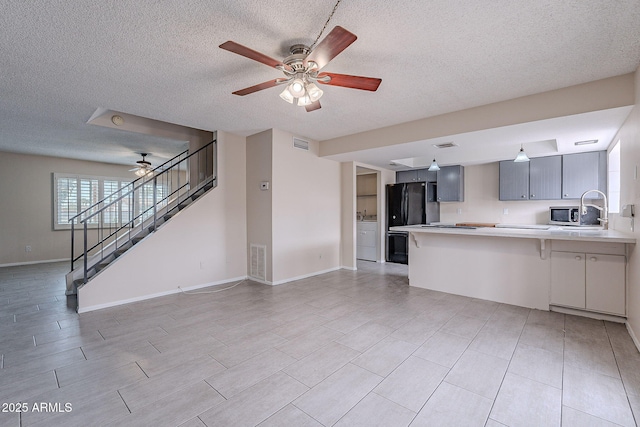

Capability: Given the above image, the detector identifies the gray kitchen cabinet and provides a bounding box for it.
[437,165,464,202]
[562,151,606,199]
[499,160,529,200]
[396,170,418,183]
[529,155,562,200]
[417,168,437,182]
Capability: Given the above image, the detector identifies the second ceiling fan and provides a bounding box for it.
[219,26,381,112]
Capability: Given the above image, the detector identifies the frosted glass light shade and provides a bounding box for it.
[289,78,306,97]
[306,83,323,102]
[428,159,440,171]
[297,93,312,106]
[279,87,294,103]
[514,147,530,162]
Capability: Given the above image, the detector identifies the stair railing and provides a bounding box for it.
[69,139,217,285]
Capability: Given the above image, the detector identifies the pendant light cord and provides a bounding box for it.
[309,0,342,50]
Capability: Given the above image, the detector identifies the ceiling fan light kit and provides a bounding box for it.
[131,153,153,177]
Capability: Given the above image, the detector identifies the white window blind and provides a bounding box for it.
[53,173,133,230]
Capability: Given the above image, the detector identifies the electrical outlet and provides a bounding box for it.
[456,208,462,215]
[25,245,32,252]
[503,208,509,215]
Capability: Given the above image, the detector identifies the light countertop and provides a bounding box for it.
[390,224,636,244]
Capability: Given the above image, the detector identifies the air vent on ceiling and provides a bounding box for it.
[293,138,310,150]
[574,139,598,146]
[433,142,458,149]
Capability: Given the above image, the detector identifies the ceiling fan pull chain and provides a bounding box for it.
[309,0,342,50]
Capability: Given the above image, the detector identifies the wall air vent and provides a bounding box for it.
[250,244,266,281]
[293,138,310,151]
[433,142,458,149]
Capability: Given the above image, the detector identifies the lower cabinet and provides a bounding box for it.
[357,222,377,261]
[550,250,625,316]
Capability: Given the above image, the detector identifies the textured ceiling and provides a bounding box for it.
[1,1,639,167]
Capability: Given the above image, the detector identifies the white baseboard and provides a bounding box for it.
[268,266,342,286]
[341,266,358,271]
[0,258,70,268]
[78,275,247,313]
[627,322,640,353]
[549,305,626,323]
[247,277,272,285]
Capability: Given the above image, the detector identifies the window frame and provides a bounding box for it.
[608,140,621,214]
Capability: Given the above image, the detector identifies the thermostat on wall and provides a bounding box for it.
[260,181,270,191]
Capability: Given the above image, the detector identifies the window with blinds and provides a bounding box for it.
[53,173,133,230]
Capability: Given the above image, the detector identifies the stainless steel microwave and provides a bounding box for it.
[549,205,600,226]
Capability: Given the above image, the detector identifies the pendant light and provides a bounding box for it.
[428,158,440,171]
[514,144,530,163]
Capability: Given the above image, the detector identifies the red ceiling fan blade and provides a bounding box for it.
[220,41,292,72]
[317,72,382,91]
[305,101,321,112]
[232,79,287,96]
[304,26,357,70]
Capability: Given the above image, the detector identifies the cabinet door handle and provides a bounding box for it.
[521,195,526,198]
[590,257,597,262]
[564,194,568,197]
[575,256,582,260]
[531,194,535,198]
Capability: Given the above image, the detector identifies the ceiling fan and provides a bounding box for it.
[219,26,382,112]
[130,153,153,177]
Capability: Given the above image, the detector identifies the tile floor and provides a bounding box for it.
[0,261,639,426]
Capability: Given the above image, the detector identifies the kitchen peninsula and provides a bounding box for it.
[391,224,636,318]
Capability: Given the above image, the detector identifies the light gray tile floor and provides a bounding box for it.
[1,261,640,426]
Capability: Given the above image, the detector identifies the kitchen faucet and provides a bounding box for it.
[580,189,608,230]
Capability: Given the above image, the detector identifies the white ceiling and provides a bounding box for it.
[1,1,639,168]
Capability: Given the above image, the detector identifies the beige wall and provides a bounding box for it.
[246,129,342,283]
[246,129,274,282]
[271,129,341,283]
[440,162,585,225]
[78,130,247,311]
[341,162,357,269]
[610,66,640,346]
[0,152,134,266]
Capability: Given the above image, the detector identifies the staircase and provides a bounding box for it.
[66,140,217,295]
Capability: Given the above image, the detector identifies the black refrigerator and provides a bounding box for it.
[386,182,439,264]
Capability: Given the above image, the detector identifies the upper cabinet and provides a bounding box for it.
[437,165,465,202]
[562,151,607,199]
[498,151,605,201]
[499,161,530,200]
[417,168,437,183]
[396,170,419,183]
[530,156,562,200]
[396,169,437,183]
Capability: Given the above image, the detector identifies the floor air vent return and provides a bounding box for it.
[293,138,309,151]
[250,244,266,281]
